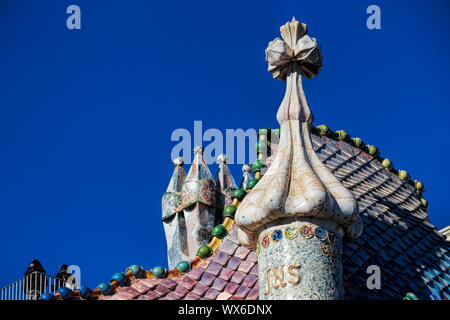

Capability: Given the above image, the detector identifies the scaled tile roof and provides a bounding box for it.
[103,133,450,300]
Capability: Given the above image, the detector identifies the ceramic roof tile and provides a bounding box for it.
[227,256,242,270]
[213,251,231,266]
[184,292,201,300]
[230,271,246,285]
[247,287,259,300]
[237,260,254,273]
[249,264,258,276]
[131,280,151,294]
[154,283,171,297]
[122,287,141,299]
[211,277,227,291]
[159,278,178,290]
[204,288,220,300]
[189,267,205,281]
[247,251,258,263]
[235,286,251,299]
[234,246,250,259]
[224,281,240,295]
[180,276,198,290]
[200,271,216,286]
[173,284,189,298]
[221,239,239,255]
[219,267,235,281]
[192,283,209,297]
[140,291,160,300]
[242,274,258,288]
[206,261,223,276]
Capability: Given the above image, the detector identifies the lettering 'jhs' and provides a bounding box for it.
[263,264,301,296]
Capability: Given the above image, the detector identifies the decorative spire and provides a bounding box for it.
[215,154,237,192]
[234,18,363,300]
[185,146,213,182]
[165,157,185,193]
[161,158,187,269]
[240,164,252,190]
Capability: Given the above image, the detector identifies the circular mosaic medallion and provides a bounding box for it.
[271,229,283,242]
[299,224,314,239]
[261,235,270,248]
[314,227,328,241]
[284,227,299,240]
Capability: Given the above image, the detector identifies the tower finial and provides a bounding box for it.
[235,18,362,300]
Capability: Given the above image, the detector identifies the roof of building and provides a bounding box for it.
[88,130,450,301]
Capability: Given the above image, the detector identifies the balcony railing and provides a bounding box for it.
[0,271,67,300]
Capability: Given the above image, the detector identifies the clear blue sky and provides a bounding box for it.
[1,0,449,288]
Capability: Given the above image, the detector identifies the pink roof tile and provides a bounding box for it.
[224,281,240,295]
[179,275,197,290]
[173,284,189,298]
[204,288,220,300]
[234,246,250,259]
[242,274,258,288]
[122,287,141,299]
[238,260,254,273]
[211,277,227,291]
[206,261,223,276]
[247,287,259,300]
[200,271,216,286]
[230,271,246,284]
[226,256,242,270]
[219,267,235,281]
[184,292,201,300]
[189,267,205,280]
[192,283,209,297]
[235,286,251,299]
[221,239,239,255]
[214,251,231,266]
[159,278,178,290]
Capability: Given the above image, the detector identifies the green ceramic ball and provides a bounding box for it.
[197,245,213,259]
[232,189,246,201]
[251,160,265,173]
[335,130,349,141]
[246,178,259,189]
[398,170,409,181]
[381,158,393,169]
[316,124,330,135]
[176,261,191,274]
[415,180,424,192]
[223,205,237,218]
[351,137,364,148]
[211,225,228,239]
[367,145,379,157]
[152,266,167,279]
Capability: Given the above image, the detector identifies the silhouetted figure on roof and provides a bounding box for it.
[23,259,47,300]
[54,264,72,290]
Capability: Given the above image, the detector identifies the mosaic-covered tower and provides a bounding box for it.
[180,146,217,262]
[161,158,187,269]
[235,18,363,300]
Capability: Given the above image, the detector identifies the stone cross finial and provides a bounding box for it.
[234,18,363,300]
